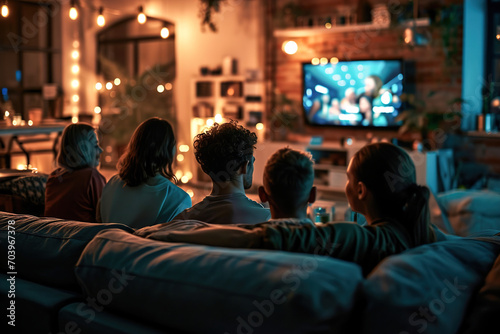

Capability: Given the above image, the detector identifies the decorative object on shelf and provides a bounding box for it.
[275,1,304,28]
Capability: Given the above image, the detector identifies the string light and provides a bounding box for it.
[71,64,79,74]
[71,79,79,88]
[95,82,102,90]
[114,78,121,86]
[137,6,146,24]
[105,82,113,90]
[161,26,169,39]
[72,94,79,102]
[97,7,105,27]
[1,1,8,18]
[69,1,78,20]
[94,106,101,114]
[71,50,79,60]
[157,84,165,93]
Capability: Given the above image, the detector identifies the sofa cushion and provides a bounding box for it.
[0,274,80,333]
[0,211,134,291]
[75,229,363,334]
[459,253,500,333]
[361,236,500,334]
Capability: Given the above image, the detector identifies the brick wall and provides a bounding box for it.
[265,0,464,141]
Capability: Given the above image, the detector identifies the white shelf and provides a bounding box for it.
[273,18,430,38]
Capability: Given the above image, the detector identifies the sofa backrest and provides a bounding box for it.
[361,236,500,334]
[0,211,134,291]
[75,228,364,334]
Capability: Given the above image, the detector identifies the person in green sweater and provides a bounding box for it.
[151,143,437,276]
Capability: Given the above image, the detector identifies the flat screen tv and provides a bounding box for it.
[302,59,413,128]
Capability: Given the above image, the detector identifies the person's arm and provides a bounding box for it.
[157,225,265,248]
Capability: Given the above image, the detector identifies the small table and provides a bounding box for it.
[0,123,67,168]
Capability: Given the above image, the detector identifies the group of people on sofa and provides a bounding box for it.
[43,117,437,275]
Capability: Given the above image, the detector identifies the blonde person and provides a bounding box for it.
[44,123,105,223]
[99,117,191,229]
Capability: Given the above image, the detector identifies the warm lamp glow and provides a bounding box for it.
[94,106,101,114]
[71,65,80,74]
[177,154,184,162]
[137,6,146,24]
[72,94,79,102]
[114,78,121,86]
[157,85,165,93]
[282,41,298,55]
[311,58,320,65]
[1,4,8,17]
[330,57,339,64]
[105,82,112,90]
[214,114,223,123]
[97,7,105,27]
[69,6,78,20]
[95,82,102,90]
[320,57,328,65]
[165,83,172,90]
[161,27,169,39]
[71,79,79,88]
[325,23,332,29]
[186,189,194,198]
[71,116,79,123]
[179,145,190,153]
[71,50,79,59]
[181,175,189,183]
[28,120,33,126]
[256,122,264,130]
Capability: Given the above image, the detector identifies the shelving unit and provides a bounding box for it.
[273,18,430,38]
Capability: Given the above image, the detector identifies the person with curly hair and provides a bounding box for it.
[172,120,270,224]
[45,123,105,223]
[98,117,191,228]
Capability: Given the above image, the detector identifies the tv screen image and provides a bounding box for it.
[302,60,407,128]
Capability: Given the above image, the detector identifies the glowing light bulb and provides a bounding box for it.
[282,41,298,55]
[206,119,214,126]
[95,82,102,90]
[28,120,33,126]
[256,122,264,130]
[97,7,105,27]
[186,189,194,198]
[71,50,79,59]
[69,6,78,20]
[161,27,169,39]
[94,106,101,114]
[311,58,320,65]
[137,7,146,24]
[71,64,80,74]
[181,175,189,183]
[71,79,79,88]
[165,83,172,90]
[214,114,223,123]
[71,116,79,123]
[177,154,184,162]
[105,82,112,90]
[325,22,332,29]
[320,57,328,65]
[114,78,121,86]
[72,40,79,48]
[1,4,9,17]
[179,145,189,153]
[185,171,193,180]
[157,84,165,93]
[72,94,79,102]
[175,170,183,179]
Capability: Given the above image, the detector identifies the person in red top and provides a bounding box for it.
[44,123,105,223]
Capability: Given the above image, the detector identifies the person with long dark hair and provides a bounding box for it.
[45,123,105,223]
[152,143,436,276]
[99,117,191,229]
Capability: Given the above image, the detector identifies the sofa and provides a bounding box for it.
[1,211,499,334]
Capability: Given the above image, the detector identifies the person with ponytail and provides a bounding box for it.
[98,117,191,229]
[147,143,436,276]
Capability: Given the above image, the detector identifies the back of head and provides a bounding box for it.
[57,123,97,170]
[118,117,176,186]
[194,120,257,182]
[264,148,314,213]
[350,142,435,246]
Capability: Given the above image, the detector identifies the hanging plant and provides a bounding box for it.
[199,0,225,32]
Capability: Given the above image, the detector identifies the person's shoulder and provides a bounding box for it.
[89,167,106,182]
[104,174,124,187]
